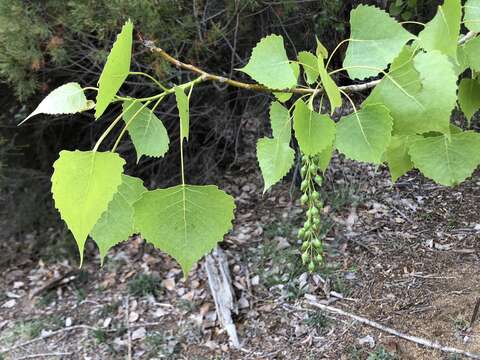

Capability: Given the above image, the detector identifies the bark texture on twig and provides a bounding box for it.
[309,300,480,359]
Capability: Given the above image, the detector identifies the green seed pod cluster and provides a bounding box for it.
[298,153,325,272]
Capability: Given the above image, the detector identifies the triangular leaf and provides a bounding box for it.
[417,0,461,60]
[318,57,342,114]
[257,101,294,192]
[458,78,480,124]
[90,175,146,263]
[318,143,334,172]
[122,100,170,162]
[463,37,480,72]
[298,51,319,85]
[274,63,299,102]
[134,185,235,276]
[21,83,93,125]
[293,100,336,156]
[464,0,480,32]
[335,104,393,164]
[409,131,480,186]
[95,20,133,119]
[364,47,457,135]
[270,101,291,143]
[239,34,296,89]
[316,37,328,59]
[257,139,295,193]
[175,87,190,141]
[51,150,125,263]
[343,5,414,80]
[384,135,419,182]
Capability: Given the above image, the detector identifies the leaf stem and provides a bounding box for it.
[92,101,137,152]
[129,71,168,91]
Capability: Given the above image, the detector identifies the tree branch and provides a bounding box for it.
[144,31,476,98]
[143,40,379,96]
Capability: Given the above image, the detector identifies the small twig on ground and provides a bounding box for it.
[15,352,72,359]
[308,300,480,359]
[0,321,166,355]
[0,325,96,354]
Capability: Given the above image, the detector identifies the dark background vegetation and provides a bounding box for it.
[0,0,439,250]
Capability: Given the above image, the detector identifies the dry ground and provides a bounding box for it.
[1,140,480,359]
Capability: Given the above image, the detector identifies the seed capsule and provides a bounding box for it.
[313,238,321,248]
[298,228,306,238]
[311,206,319,216]
[301,251,309,264]
[311,191,320,200]
[301,241,309,251]
[301,180,308,191]
[314,175,322,186]
[301,165,307,177]
[309,164,317,174]
[300,194,308,204]
[308,261,315,272]
[313,217,321,225]
[304,220,311,229]
[316,254,323,262]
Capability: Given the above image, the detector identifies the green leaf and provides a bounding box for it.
[458,78,480,124]
[257,101,294,192]
[409,131,480,186]
[464,0,480,32]
[274,63,299,102]
[134,185,235,276]
[175,87,190,141]
[463,37,480,72]
[384,135,418,182]
[298,51,319,85]
[20,83,94,125]
[364,47,457,135]
[318,57,342,114]
[257,139,295,193]
[343,5,414,80]
[318,143,334,172]
[95,20,133,119]
[122,100,170,162]
[454,44,469,75]
[417,0,461,60]
[335,104,393,164]
[316,37,328,59]
[293,100,336,156]
[51,150,125,263]
[90,175,146,263]
[270,101,291,143]
[239,34,296,89]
